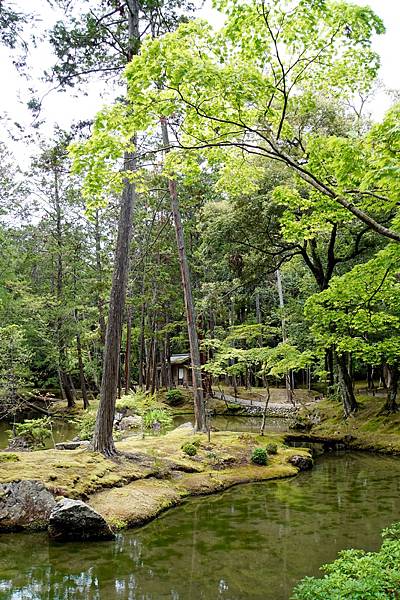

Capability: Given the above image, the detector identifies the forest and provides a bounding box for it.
[0,0,400,599]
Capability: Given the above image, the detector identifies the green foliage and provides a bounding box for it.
[305,244,400,366]
[266,443,278,455]
[291,523,400,599]
[142,408,173,430]
[181,442,197,456]
[164,388,185,406]
[251,447,268,465]
[11,417,52,449]
[77,411,97,441]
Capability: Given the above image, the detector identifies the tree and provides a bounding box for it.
[106,0,398,242]
[305,244,400,414]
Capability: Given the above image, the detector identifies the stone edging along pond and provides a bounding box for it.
[0,428,313,540]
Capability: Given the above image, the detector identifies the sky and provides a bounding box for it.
[0,0,399,165]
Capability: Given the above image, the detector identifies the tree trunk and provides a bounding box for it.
[92,165,136,455]
[75,313,89,409]
[383,365,398,413]
[276,269,293,404]
[260,381,271,436]
[92,0,139,455]
[94,209,106,346]
[336,353,358,416]
[160,119,206,431]
[124,304,132,395]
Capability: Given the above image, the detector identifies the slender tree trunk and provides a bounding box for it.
[124,304,132,395]
[260,381,271,436]
[75,311,89,409]
[383,365,398,413]
[160,119,206,431]
[336,353,358,416]
[276,269,293,404]
[150,325,158,395]
[138,279,146,389]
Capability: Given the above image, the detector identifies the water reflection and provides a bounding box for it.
[1,453,400,599]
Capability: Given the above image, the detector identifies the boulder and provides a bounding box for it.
[5,436,31,451]
[0,480,56,531]
[288,454,313,471]
[48,498,115,541]
[55,441,90,450]
[118,415,142,430]
[173,422,195,433]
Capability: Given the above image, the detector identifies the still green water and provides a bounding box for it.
[1,452,399,600]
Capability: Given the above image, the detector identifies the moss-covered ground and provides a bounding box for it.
[291,395,400,453]
[0,428,310,531]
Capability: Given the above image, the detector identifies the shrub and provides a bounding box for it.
[77,411,97,440]
[165,388,185,406]
[251,447,268,465]
[266,443,278,455]
[291,522,400,599]
[142,408,172,430]
[10,417,52,449]
[181,442,197,456]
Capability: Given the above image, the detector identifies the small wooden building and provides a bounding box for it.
[170,354,193,387]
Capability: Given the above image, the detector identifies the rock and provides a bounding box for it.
[118,415,142,430]
[288,454,313,471]
[48,498,115,541]
[174,422,195,432]
[114,412,125,425]
[5,436,31,451]
[0,480,56,531]
[55,441,90,450]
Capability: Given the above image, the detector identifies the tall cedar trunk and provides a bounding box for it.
[276,269,293,404]
[336,353,358,416]
[384,365,399,413]
[124,304,132,395]
[92,0,139,455]
[138,270,146,388]
[150,330,158,395]
[160,119,206,431]
[92,165,136,454]
[54,167,75,408]
[94,209,106,346]
[164,314,173,389]
[75,310,89,409]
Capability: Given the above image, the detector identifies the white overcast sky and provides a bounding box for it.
[0,0,399,163]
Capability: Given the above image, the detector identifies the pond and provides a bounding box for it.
[172,414,290,434]
[0,414,289,449]
[1,452,399,599]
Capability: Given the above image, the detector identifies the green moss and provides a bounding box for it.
[297,395,400,454]
[0,430,307,531]
[0,453,19,463]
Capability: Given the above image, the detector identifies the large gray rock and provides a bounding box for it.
[0,480,56,531]
[48,498,115,541]
[118,415,142,430]
[55,441,90,450]
[174,422,195,433]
